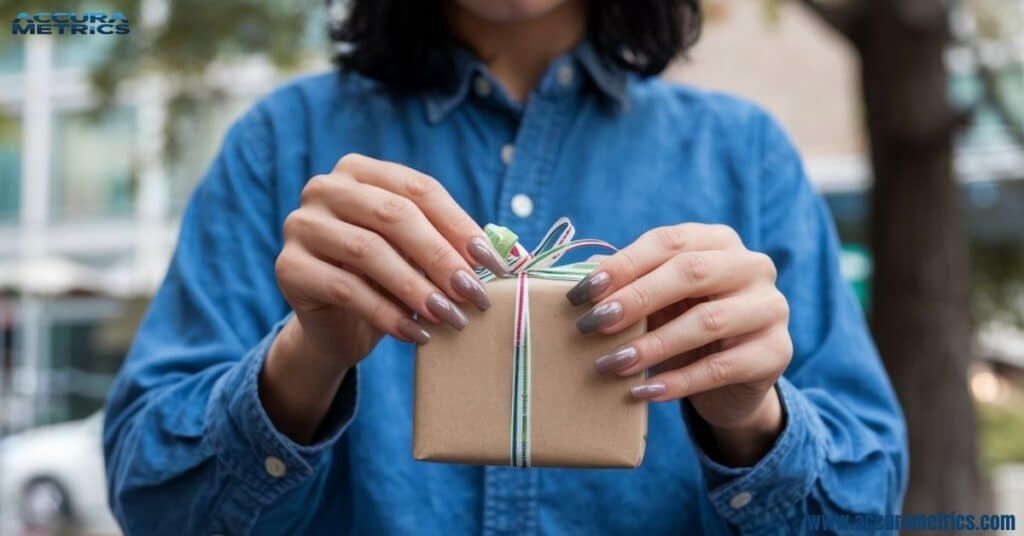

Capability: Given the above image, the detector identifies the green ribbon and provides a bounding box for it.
[477,218,616,467]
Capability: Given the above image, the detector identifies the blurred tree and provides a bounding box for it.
[792,0,1024,519]
[0,0,329,161]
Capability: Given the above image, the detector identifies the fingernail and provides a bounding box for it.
[426,292,468,330]
[468,236,510,277]
[594,346,639,374]
[397,317,430,344]
[567,271,610,306]
[576,301,624,334]
[630,383,666,399]
[451,270,490,311]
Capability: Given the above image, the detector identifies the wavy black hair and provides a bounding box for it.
[330,0,702,92]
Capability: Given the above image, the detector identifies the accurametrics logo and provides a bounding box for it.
[11,11,130,35]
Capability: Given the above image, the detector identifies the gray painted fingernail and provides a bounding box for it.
[594,346,639,374]
[426,292,468,330]
[567,271,611,305]
[630,383,666,399]
[451,270,490,311]
[576,301,624,334]
[468,236,510,276]
[397,317,430,344]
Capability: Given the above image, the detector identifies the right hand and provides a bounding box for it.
[274,153,510,368]
[263,154,509,443]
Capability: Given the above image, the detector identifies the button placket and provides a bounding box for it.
[479,75,577,536]
[495,92,573,240]
[501,144,515,165]
[510,194,533,218]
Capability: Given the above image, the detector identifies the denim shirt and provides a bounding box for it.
[103,42,908,535]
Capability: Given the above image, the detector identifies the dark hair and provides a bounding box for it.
[330,0,702,92]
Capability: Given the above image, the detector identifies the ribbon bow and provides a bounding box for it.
[476,217,616,468]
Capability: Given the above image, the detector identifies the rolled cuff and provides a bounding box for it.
[205,314,359,506]
[683,377,827,529]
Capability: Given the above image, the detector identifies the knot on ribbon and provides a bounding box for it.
[476,217,615,282]
[475,217,616,467]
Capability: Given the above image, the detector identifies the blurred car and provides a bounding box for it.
[0,412,119,534]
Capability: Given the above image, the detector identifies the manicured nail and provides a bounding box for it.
[468,236,510,276]
[630,383,666,399]
[594,346,639,374]
[451,270,490,311]
[426,292,468,330]
[397,317,430,344]
[575,301,624,334]
[567,271,610,306]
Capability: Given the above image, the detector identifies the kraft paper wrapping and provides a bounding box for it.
[413,276,647,468]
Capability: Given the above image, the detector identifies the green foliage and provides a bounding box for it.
[762,0,783,26]
[971,242,1024,328]
[966,0,1024,41]
[0,0,327,160]
[977,400,1024,471]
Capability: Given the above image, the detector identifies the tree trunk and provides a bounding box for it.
[856,5,981,518]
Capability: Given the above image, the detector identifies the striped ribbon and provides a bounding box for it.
[476,217,616,468]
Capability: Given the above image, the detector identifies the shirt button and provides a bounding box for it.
[557,64,574,88]
[264,456,287,478]
[510,194,533,218]
[501,144,515,165]
[729,491,753,509]
[474,76,492,97]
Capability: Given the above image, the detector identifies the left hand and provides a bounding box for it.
[567,223,793,465]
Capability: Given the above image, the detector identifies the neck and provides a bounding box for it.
[448,1,586,102]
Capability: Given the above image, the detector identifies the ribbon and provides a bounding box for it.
[476,217,616,468]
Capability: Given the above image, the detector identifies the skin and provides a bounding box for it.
[447,0,586,101]
[262,0,792,467]
[573,225,792,466]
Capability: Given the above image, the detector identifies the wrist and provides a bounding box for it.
[260,316,352,444]
[708,386,784,467]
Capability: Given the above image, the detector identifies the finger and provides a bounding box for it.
[319,180,490,311]
[591,287,786,375]
[576,249,775,335]
[566,223,743,305]
[283,209,469,330]
[629,326,791,401]
[332,154,509,275]
[275,245,430,344]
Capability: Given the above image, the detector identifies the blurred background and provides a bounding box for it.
[0,0,1021,534]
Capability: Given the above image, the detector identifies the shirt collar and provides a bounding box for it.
[423,39,629,124]
[573,40,629,107]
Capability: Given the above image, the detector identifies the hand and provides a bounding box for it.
[567,223,792,465]
[262,154,509,443]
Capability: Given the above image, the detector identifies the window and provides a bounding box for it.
[0,38,25,73]
[42,296,136,422]
[50,106,136,221]
[951,62,1024,150]
[53,34,117,70]
[0,114,20,221]
[166,98,250,215]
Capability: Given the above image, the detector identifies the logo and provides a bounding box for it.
[11,11,130,36]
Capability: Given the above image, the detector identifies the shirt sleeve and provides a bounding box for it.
[684,111,909,534]
[102,103,359,535]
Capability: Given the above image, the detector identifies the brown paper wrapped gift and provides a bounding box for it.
[413,220,647,468]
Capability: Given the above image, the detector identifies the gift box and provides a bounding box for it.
[413,219,647,468]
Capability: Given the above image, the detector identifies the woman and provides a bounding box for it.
[103,0,907,533]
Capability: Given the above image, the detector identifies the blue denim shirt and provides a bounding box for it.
[104,42,907,535]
